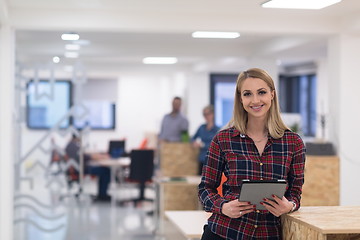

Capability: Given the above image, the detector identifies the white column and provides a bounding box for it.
[328,34,360,205]
[0,25,15,240]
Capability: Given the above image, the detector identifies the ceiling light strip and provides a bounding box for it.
[61,33,80,41]
[261,0,342,9]
[143,57,178,64]
[192,31,240,39]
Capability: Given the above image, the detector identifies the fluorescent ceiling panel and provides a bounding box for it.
[192,31,240,39]
[262,0,342,9]
[64,52,79,58]
[65,44,81,50]
[61,33,80,41]
[143,57,178,64]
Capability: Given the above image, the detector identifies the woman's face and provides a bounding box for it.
[240,77,274,120]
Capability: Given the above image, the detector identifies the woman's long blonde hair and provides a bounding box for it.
[229,68,289,139]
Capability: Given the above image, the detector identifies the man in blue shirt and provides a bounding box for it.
[159,97,189,143]
[192,105,220,174]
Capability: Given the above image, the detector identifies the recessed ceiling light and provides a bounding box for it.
[143,57,178,64]
[64,52,79,58]
[192,31,240,39]
[61,33,80,41]
[73,39,91,46]
[65,44,81,51]
[52,56,60,63]
[261,0,342,9]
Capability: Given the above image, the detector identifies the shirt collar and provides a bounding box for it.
[231,127,274,142]
[230,127,242,138]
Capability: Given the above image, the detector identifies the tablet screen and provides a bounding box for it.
[239,179,287,210]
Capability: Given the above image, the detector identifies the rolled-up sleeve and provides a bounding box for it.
[198,134,227,214]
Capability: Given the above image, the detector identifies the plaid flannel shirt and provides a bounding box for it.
[198,127,305,240]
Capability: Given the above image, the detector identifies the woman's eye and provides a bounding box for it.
[259,91,267,95]
[243,92,251,97]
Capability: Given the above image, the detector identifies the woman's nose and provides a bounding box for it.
[252,95,260,103]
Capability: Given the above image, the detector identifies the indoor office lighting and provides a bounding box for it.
[65,44,81,51]
[61,32,80,41]
[52,56,60,63]
[261,0,342,9]
[64,52,79,58]
[142,57,178,64]
[192,31,240,39]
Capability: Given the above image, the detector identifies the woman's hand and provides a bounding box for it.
[192,141,201,148]
[221,200,255,218]
[261,195,293,217]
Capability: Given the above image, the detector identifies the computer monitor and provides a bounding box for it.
[108,140,126,158]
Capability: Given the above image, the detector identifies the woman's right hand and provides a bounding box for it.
[221,200,255,218]
[192,141,201,148]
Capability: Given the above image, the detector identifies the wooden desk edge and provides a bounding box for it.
[284,207,360,234]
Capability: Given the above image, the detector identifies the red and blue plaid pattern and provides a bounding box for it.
[199,127,305,239]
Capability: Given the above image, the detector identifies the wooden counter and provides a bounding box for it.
[302,155,339,206]
[159,176,202,217]
[282,206,360,240]
[160,143,199,177]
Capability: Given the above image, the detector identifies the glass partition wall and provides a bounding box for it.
[14,63,91,240]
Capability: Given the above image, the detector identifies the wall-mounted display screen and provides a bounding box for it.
[27,80,71,129]
[73,101,116,130]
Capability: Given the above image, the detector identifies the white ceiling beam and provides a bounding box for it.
[0,0,9,25]
[252,37,321,56]
[341,11,360,34]
[10,8,342,35]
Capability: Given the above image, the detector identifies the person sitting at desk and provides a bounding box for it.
[65,134,111,202]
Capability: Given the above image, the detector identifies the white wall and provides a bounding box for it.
[0,24,15,240]
[328,35,360,206]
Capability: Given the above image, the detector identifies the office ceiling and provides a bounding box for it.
[4,0,360,75]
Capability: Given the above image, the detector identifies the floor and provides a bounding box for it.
[13,174,188,240]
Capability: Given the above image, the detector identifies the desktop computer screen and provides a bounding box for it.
[108,140,126,158]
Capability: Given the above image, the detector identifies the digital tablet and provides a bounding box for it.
[238,179,287,210]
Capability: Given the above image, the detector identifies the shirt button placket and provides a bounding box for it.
[259,162,263,180]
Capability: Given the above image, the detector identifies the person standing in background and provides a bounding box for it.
[192,105,220,175]
[159,96,189,143]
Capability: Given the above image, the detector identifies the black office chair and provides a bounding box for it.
[119,149,155,206]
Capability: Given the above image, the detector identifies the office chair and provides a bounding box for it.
[118,149,155,206]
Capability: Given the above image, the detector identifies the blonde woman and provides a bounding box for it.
[199,68,305,239]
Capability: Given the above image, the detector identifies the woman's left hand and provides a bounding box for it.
[261,195,293,217]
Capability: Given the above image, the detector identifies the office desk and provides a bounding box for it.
[282,206,360,240]
[165,210,210,240]
[90,157,131,205]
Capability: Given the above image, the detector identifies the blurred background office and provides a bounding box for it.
[1,0,360,239]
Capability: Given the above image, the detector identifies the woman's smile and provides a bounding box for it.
[250,104,265,111]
